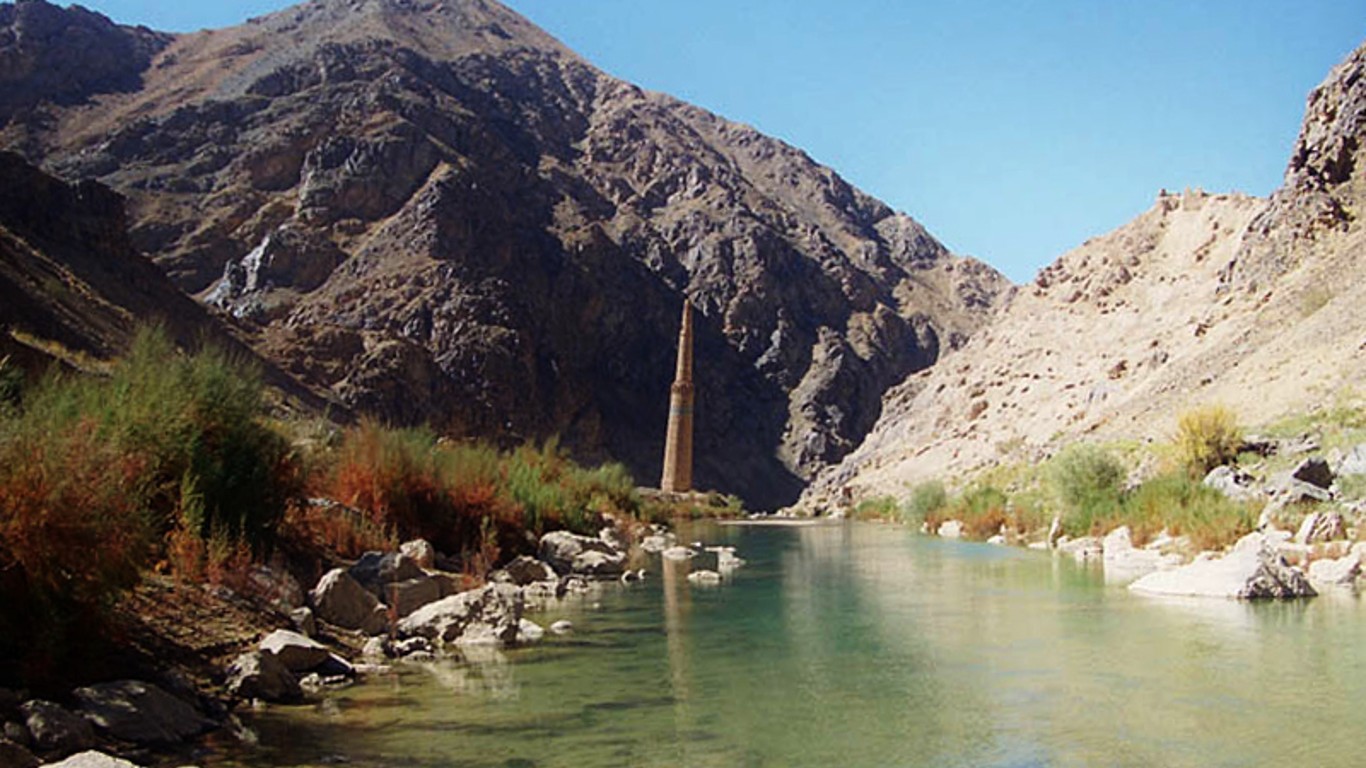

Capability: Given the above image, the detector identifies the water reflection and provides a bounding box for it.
[217,524,1366,768]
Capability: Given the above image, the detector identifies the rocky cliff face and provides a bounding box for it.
[2,0,1007,507]
[0,151,317,407]
[806,42,1366,508]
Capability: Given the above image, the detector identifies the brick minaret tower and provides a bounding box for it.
[660,300,694,493]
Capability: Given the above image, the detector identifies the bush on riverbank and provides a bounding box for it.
[0,330,302,683]
[1175,404,1242,477]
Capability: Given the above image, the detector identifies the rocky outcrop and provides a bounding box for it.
[7,0,1006,507]
[1129,532,1316,600]
[537,531,626,577]
[806,41,1366,508]
[71,681,209,747]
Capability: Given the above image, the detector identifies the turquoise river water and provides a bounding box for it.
[215,522,1366,767]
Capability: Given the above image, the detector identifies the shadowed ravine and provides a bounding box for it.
[211,524,1366,768]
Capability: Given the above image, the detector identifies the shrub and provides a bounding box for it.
[853,496,902,522]
[1122,472,1255,550]
[1175,405,1242,477]
[1048,444,1125,535]
[905,481,948,523]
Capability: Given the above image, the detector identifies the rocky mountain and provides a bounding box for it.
[806,42,1366,508]
[0,0,1007,507]
[0,150,321,408]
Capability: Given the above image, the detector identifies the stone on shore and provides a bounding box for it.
[225,651,302,703]
[40,751,142,768]
[1295,511,1345,545]
[1338,443,1366,476]
[517,619,545,644]
[385,576,444,619]
[349,552,425,599]
[0,738,37,768]
[1202,466,1261,502]
[1308,550,1362,587]
[499,556,556,586]
[310,568,388,635]
[396,584,523,647]
[19,700,94,756]
[72,681,210,746]
[1129,532,1316,599]
[290,606,318,638]
[399,539,437,570]
[244,564,305,612]
[259,629,331,673]
[936,520,964,539]
[1058,536,1102,563]
[538,532,625,576]
[1290,457,1335,489]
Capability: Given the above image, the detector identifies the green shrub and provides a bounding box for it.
[1048,444,1125,535]
[905,481,947,523]
[1121,471,1255,550]
[1175,405,1242,477]
[853,496,903,522]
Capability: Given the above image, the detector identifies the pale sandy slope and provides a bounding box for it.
[806,42,1366,507]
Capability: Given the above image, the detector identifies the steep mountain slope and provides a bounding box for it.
[1,0,1007,506]
[0,150,320,407]
[807,42,1366,508]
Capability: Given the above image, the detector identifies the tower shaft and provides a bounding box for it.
[661,300,694,493]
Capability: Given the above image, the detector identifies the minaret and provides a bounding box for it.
[660,300,695,493]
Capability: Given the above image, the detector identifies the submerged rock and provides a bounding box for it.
[41,751,142,768]
[687,570,722,586]
[1129,532,1316,599]
[73,681,211,746]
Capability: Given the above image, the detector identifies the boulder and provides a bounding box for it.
[258,629,331,673]
[570,549,627,577]
[348,552,425,599]
[290,607,317,638]
[640,534,671,554]
[1290,457,1335,490]
[361,637,388,660]
[0,738,37,768]
[224,651,301,703]
[1308,551,1362,587]
[538,532,620,575]
[599,525,630,553]
[1338,444,1366,476]
[385,576,443,619]
[310,568,388,635]
[688,570,722,585]
[3,722,30,747]
[18,700,94,756]
[39,751,141,768]
[517,619,545,644]
[660,546,696,561]
[1058,536,1103,563]
[399,539,437,570]
[1202,466,1261,502]
[72,681,210,746]
[395,584,523,647]
[1129,532,1316,599]
[500,556,556,586]
[1295,511,1346,544]
[550,620,573,635]
[936,520,964,539]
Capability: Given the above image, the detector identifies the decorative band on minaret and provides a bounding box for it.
[661,299,694,493]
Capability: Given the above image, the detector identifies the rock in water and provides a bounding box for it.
[538,532,625,576]
[72,681,210,746]
[18,700,95,756]
[499,556,557,586]
[258,629,332,673]
[396,584,524,646]
[225,652,302,703]
[1129,533,1316,599]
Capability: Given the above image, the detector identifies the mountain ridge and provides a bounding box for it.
[0,0,1008,507]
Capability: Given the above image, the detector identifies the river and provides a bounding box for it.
[215,522,1366,767]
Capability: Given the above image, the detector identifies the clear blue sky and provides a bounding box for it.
[74,0,1364,282]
